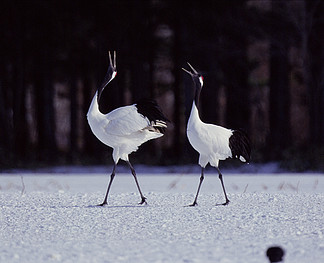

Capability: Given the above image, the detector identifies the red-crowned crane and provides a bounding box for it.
[87,51,168,206]
[182,62,251,206]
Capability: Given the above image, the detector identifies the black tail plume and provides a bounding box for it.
[135,98,169,133]
[229,129,251,163]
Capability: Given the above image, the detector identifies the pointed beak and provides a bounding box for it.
[108,50,117,70]
[187,62,198,74]
[97,51,117,102]
[182,67,193,76]
[182,62,198,76]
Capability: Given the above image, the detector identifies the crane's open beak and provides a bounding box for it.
[182,62,198,76]
[182,62,203,89]
[97,51,117,102]
[109,50,117,71]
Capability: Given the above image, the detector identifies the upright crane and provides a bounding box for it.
[87,51,168,206]
[182,62,251,206]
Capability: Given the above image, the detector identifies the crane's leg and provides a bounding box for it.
[98,163,117,206]
[188,167,205,206]
[126,161,147,205]
[216,167,230,205]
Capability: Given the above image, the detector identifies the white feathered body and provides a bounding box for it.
[187,102,233,168]
[87,91,163,163]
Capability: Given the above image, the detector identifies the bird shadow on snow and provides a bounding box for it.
[85,204,149,209]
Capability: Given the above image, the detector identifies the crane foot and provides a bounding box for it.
[216,199,230,206]
[139,197,147,205]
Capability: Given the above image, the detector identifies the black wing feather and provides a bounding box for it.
[135,98,169,133]
[229,129,251,163]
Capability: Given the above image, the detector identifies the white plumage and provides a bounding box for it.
[87,51,168,206]
[187,102,233,167]
[87,102,164,162]
[183,62,251,206]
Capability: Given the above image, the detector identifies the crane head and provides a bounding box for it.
[182,62,203,88]
[97,51,117,102]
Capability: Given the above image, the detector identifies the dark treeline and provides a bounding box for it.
[1,0,323,171]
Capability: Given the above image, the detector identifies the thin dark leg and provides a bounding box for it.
[126,161,147,205]
[99,163,116,206]
[216,167,230,205]
[189,167,205,206]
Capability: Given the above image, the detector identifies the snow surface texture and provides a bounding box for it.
[1,172,324,263]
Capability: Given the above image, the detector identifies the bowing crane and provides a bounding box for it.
[182,62,251,206]
[87,51,168,206]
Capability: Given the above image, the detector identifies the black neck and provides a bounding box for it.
[97,67,114,104]
[193,78,202,109]
[194,87,201,109]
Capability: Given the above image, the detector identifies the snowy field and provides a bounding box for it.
[1,169,324,263]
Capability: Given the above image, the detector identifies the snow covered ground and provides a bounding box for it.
[1,170,324,263]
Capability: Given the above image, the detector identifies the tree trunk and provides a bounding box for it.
[69,72,78,162]
[268,0,291,158]
[269,41,290,156]
[34,48,57,162]
[307,1,324,147]
[223,40,250,131]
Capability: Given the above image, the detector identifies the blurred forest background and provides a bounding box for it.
[1,0,324,171]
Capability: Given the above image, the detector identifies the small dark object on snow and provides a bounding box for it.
[266,246,285,262]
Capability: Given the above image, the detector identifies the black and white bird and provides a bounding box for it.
[87,51,168,206]
[182,62,251,206]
